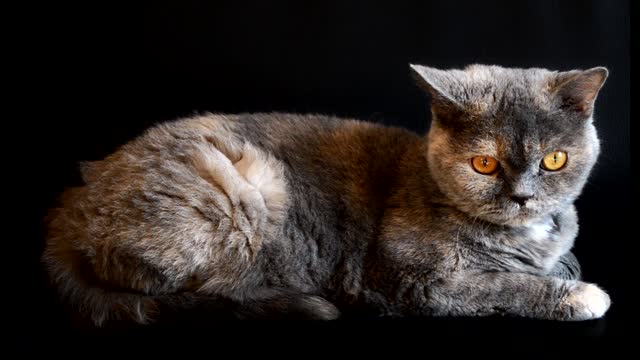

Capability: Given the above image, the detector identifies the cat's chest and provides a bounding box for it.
[522,217,558,242]
[471,216,565,273]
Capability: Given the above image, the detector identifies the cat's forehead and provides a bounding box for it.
[450,67,580,137]
[454,107,585,155]
[454,65,554,113]
[466,113,580,146]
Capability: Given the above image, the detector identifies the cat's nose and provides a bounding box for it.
[511,193,534,206]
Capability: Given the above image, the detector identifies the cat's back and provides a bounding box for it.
[128,112,422,192]
[211,112,422,206]
[151,111,419,156]
[71,111,421,218]
[226,112,421,168]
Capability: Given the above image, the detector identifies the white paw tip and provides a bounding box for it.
[567,283,611,319]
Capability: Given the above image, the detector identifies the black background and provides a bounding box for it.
[15,0,630,345]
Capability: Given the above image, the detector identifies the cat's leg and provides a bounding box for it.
[548,251,582,280]
[427,271,609,320]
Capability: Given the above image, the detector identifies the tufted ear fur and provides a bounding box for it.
[550,67,608,118]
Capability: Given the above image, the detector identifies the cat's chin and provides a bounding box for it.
[473,207,546,227]
[480,216,533,227]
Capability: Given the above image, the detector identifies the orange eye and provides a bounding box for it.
[471,156,499,175]
[541,151,568,171]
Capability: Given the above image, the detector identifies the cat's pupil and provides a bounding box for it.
[482,158,488,166]
[553,154,557,162]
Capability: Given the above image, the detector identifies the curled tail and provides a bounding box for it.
[42,242,162,327]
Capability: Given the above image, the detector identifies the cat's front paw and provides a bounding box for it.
[556,281,611,321]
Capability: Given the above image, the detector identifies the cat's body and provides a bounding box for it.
[43,64,610,326]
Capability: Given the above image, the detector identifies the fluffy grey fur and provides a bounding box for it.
[42,64,610,326]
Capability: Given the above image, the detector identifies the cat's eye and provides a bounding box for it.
[541,151,568,171]
[471,156,499,175]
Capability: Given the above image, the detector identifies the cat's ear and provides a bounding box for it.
[410,64,465,119]
[550,67,608,118]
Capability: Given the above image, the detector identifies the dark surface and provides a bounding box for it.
[15,0,629,344]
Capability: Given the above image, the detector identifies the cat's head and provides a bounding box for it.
[411,64,608,226]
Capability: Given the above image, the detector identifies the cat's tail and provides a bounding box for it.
[155,287,342,323]
[231,287,342,320]
[42,239,161,327]
[42,243,340,327]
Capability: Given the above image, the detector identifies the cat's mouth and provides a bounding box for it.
[512,202,553,225]
[475,200,545,226]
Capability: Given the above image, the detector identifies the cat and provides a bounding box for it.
[42,64,610,326]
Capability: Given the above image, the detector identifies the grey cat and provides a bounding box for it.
[42,64,610,326]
